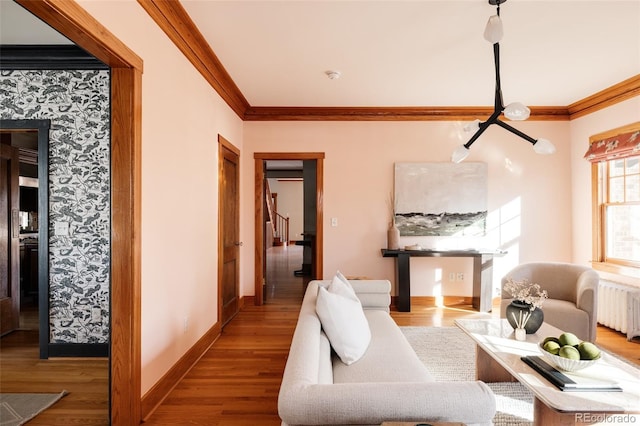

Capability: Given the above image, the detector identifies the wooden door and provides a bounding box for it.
[218,137,240,327]
[1,142,20,336]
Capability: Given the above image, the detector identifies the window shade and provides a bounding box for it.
[584,129,640,163]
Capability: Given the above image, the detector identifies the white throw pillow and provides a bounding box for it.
[335,270,354,293]
[316,283,371,365]
[329,273,357,300]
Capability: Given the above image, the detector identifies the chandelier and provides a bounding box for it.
[451,0,556,163]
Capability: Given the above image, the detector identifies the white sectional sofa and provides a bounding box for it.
[278,279,496,426]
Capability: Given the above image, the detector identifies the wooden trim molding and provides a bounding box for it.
[141,323,222,421]
[244,106,570,122]
[137,0,249,119]
[14,1,144,424]
[15,0,142,70]
[254,158,265,306]
[589,121,640,143]
[391,296,474,308]
[568,74,640,120]
[110,66,143,426]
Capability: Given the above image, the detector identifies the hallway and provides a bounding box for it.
[265,244,308,304]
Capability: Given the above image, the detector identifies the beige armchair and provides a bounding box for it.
[500,262,599,342]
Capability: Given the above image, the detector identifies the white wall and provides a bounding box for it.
[569,96,640,285]
[77,0,244,395]
[243,120,573,299]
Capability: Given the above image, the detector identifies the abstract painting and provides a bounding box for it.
[394,162,487,236]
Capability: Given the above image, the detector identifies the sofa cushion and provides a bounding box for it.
[318,331,333,384]
[316,279,371,365]
[332,310,434,383]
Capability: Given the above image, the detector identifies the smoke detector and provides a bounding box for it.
[325,70,341,80]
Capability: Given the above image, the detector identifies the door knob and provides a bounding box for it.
[234,241,243,246]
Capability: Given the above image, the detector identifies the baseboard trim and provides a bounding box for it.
[141,322,222,421]
[240,295,255,308]
[391,295,473,307]
[47,343,108,357]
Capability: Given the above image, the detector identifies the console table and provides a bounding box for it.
[381,248,505,312]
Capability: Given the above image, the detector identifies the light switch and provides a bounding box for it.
[55,221,70,236]
[331,217,338,227]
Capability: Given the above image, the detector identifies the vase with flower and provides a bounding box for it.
[386,192,400,250]
[503,278,548,334]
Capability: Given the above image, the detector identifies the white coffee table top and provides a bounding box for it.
[455,318,640,414]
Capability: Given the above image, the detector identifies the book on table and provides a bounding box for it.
[521,356,623,392]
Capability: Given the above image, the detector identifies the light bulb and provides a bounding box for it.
[451,145,470,163]
[483,15,503,44]
[504,102,531,121]
[533,138,556,155]
[463,119,481,133]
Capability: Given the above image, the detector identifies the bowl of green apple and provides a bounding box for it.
[539,332,601,372]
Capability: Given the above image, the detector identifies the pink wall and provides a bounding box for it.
[242,120,573,299]
[77,0,244,395]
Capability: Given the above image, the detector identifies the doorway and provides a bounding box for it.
[254,153,324,305]
[0,119,50,358]
[9,1,144,422]
[264,160,305,302]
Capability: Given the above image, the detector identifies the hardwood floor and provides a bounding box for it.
[2,245,638,425]
[0,307,109,425]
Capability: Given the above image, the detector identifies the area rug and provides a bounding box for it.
[401,326,534,426]
[0,391,68,426]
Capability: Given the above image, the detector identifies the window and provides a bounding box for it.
[601,157,640,264]
[587,122,640,273]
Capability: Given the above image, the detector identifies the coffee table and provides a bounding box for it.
[455,318,640,425]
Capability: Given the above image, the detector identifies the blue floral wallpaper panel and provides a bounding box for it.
[0,69,111,344]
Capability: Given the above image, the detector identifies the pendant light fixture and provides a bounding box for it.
[451,0,556,163]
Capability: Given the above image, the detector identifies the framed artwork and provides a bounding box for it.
[394,162,488,237]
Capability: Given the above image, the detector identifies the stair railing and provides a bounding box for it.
[274,212,290,245]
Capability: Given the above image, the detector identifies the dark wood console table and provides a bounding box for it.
[381,248,506,312]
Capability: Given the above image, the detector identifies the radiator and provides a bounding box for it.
[597,280,640,341]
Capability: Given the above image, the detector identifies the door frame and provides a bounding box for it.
[254,152,324,305]
[14,1,144,423]
[0,119,50,358]
[218,135,240,326]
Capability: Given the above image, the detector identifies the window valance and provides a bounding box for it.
[584,125,640,163]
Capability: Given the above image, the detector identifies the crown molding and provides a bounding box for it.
[137,0,250,119]
[244,106,570,122]
[142,1,637,122]
[567,74,640,120]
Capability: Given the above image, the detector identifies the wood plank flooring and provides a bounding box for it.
[1,244,638,425]
[0,329,109,425]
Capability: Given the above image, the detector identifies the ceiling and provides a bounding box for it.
[1,0,639,109]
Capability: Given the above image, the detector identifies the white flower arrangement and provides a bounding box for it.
[503,277,548,311]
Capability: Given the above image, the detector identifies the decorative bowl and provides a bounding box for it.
[538,343,600,372]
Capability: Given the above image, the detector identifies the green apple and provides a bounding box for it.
[558,345,581,360]
[578,342,601,360]
[558,332,581,347]
[543,340,561,355]
[542,336,560,346]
